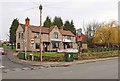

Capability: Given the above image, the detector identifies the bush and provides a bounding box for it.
[42,56,64,62]
[17,52,25,60]
[79,51,118,60]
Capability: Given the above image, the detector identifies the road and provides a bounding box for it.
[2,55,30,70]
[2,58,118,79]
[0,54,2,81]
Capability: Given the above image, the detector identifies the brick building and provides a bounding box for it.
[16,18,77,52]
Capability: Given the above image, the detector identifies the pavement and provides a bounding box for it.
[5,49,118,68]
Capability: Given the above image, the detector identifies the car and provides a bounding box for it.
[0,47,5,55]
[6,43,12,46]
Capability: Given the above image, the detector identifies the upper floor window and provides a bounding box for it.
[18,33,20,38]
[21,33,24,39]
[54,32,58,39]
[36,32,40,38]
[67,36,71,40]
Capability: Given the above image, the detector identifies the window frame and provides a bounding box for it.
[67,36,71,40]
[54,32,58,39]
[52,42,59,49]
[17,43,20,49]
[18,33,21,38]
[36,43,40,49]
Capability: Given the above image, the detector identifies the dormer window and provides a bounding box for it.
[54,32,58,39]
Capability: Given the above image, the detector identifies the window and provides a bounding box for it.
[18,33,20,38]
[17,43,20,49]
[21,33,24,39]
[36,43,40,49]
[52,42,59,48]
[36,33,40,38]
[54,32,58,39]
[67,36,71,40]
[67,43,73,48]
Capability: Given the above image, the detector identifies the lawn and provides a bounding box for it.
[33,52,65,57]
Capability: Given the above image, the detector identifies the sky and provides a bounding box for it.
[0,0,119,41]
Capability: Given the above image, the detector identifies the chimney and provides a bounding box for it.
[60,26,64,30]
[25,17,30,26]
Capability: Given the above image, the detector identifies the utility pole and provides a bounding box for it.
[39,4,42,62]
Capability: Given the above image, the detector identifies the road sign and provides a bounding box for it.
[30,38,35,44]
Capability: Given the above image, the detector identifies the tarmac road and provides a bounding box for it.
[2,55,30,70]
[2,58,118,79]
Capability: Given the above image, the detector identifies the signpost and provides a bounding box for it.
[30,38,35,44]
[30,38,35,61]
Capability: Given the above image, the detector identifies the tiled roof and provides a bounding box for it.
[20,24,75,36]
[77,33,87,43]
[60,29,75,36]
[29,25,49,34]
[20,23,25,30]
[20,24,49,34]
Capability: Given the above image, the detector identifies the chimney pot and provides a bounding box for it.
[25,17,30,26]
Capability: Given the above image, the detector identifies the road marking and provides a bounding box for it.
[22,67,31,70]
[2,69,10,73]
[0,66,5,69]
[12,68,21,71]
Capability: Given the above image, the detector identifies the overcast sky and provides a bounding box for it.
[0,0,119,41]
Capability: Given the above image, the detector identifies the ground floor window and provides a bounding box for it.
[52,42,59,48]
[17,43,20,49]
[67,43,73,48]
[36,43,40,49]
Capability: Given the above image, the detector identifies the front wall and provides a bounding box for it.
[16,25,78,52]
[33,33,49,51]
[49,26,62,51]
[63,36,77,49]
[82,43,87,49]
[41,34,49,42]
[27,27,34,51]
[16,25,24,51]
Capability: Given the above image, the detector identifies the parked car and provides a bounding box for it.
[6,43,12,46]
[0,47,5,55]
[6,43,15,46]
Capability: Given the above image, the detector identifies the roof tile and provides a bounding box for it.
[20,24,75,36]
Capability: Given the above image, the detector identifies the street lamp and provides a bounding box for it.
[39,4,42,62]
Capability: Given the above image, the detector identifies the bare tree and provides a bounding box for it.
[83,21,100,47]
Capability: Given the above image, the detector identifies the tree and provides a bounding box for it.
[64,20,71,30]
[43,16,52,27]
[92,21,119,47]
[70,20,76,35]
[83,21,100,47]
[9,18,19,45]
[64,20,76,35]
[53,16,63,28]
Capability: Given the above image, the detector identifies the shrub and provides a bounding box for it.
[17,52,25,60]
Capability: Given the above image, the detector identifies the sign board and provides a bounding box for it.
[30,38,35,44]
[51,39,62,42]
[57,49,78,53]
[63,39,71,42]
